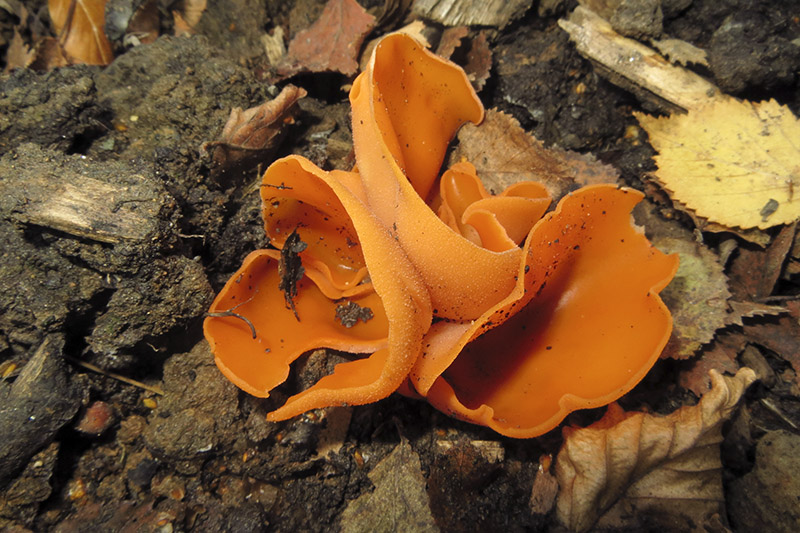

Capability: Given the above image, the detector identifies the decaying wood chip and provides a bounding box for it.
[559,6,721,113]
[0,158,169,244]
[412,0,531,28]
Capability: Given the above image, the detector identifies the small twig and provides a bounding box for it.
[760,398,799,431]
[207,310,258,339]
[66,356,164,396]
[206,290,260,339]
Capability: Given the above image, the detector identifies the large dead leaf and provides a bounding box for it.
[452,109,619,203]
[339,440,438,533]
[556,368,757,532]
[281,0,376,77]
[636,98,800,230]
[48,0,113,65]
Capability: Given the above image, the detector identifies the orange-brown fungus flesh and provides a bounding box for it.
[203,33,678,438]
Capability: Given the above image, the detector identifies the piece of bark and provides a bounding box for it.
[412,0,531,28]
[559,6,722,113]
[0,336,80,489]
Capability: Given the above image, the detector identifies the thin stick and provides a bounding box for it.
[206,290,259,339]
[66,356,165,396]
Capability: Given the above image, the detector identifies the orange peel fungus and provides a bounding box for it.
[204,33,679,438]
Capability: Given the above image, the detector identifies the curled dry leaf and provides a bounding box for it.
[556,367,757,532]
[452,109,619,204]
[203,85,307,173]
[48,0,113,65]
[637,98,800,230]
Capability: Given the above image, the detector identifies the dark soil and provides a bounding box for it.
[1,1,799,532]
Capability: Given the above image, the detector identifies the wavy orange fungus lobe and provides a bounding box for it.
[420,186,678,438]
[203,33,678,438]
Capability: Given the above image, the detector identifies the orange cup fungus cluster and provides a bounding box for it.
[204,34,679,438]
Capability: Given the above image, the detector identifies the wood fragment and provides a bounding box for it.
[412,0,530,28]
[67,356,165,395]
[559,6,722,113]
[3,171,162,244]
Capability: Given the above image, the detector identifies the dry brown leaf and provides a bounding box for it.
[339,440,438,533]
[126,0,160,45]
[203,85,307,174]
[678,331,744,396]
[48,0,113,65]
[436,26,468,59]
[452,109,618,203]
[282,0,376,77]
[727,222,797,300]
[637,98,800,230]
[654,236,730,360]
[4,28,36,72]
[743,299,800,389]
[463,30,492,91]
[30,36,69,70]
[727,300,788,326]
[556,367,757,532]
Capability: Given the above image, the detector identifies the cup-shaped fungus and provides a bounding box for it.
[204,33,678,437]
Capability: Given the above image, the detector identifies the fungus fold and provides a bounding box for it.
[204,33,678,438]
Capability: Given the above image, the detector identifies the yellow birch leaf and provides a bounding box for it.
[636,98,800,230]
